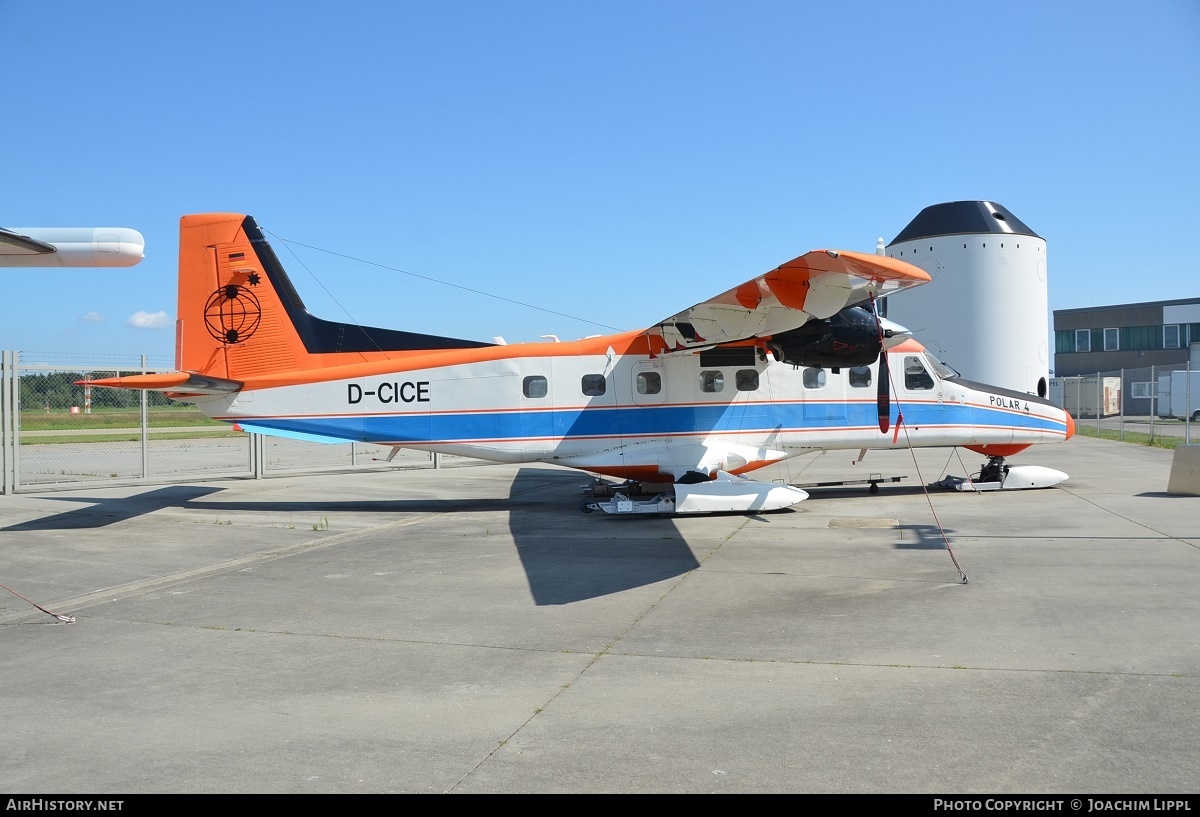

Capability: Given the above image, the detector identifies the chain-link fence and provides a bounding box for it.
[1050,363,1195,445]
[2,351,479,494]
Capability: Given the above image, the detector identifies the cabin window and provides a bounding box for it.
[1164,325,1181,349]
[636,371,661,395]
[802,367,826,389]
[1103,328,1119,351]
[1075,329,1091,352]
[522,375,548,398]
[581,374,606,396]
[699,370,724,393]
[904,356,934,390]
[848,366,871,388]
[735,370,759,391]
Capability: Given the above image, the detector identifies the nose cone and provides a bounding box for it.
[1065,411,1076,440]
[878,317,913,348]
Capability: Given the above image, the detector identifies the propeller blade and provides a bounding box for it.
[870,295,891,433]
[877,349,890,433]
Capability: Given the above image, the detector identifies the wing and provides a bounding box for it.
[0,227,57,255]
[0,227,144,267]
[646,249,929,352]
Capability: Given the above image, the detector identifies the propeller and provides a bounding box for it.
[877,338,891,434]
[871,295,892,434]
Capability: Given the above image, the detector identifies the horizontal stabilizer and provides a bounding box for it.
[233,423,356,445]
[80,372,243,395]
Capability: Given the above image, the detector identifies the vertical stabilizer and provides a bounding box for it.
[176,213,307,378]
[174,213,493,381]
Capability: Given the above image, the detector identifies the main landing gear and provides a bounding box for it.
[580,478,646,513]
[580,472,810,515]
[936,456,1069,492]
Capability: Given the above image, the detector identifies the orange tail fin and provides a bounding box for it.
[175,214,492,380]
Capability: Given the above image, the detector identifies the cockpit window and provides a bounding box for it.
[904,356,934,390]
[922,350,960,379]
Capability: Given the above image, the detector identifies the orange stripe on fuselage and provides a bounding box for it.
[227,330,653,390]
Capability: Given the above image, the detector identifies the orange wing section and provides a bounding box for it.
[648,249,929,353]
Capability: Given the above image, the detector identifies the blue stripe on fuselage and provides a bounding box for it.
[232,399,1063,444]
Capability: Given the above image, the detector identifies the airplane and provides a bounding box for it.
[0,226,145,267]
[84,213,1075,515]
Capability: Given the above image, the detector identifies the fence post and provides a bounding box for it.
[10,351,20,492]
[1149,365,1155,442]
[1188,359,1193,446]
[1119,368,1125,441]
[1,350,12,494]
[252,432,265,479]
[140,354,149,478]
[1096,371,1102,433]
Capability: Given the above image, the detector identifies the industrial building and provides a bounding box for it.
[1053,297,1200,416]
[876,200,1197,419]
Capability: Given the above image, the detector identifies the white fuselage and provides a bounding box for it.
[193,340,1072,480]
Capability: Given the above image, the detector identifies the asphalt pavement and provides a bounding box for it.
[0,435,1196,794]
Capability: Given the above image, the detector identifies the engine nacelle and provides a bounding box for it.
[765,305,882,368]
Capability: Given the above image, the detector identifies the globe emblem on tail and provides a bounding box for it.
[203,284,262,344]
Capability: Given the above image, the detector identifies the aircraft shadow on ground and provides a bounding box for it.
[1,469,702,605]
[503,470,701,605]
[0,485,227,531]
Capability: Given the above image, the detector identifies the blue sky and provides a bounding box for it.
[2,0,1197,363]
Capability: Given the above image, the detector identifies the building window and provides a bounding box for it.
[636,372,661,395]
[735,370,759,391]
[1164,325,1181,349]
[1131,382,1152,399]
[848,366,872,388]
[1055,330,1075,354]
[1104,328,1119,351]
[1122,326,1159,351]
[1075,329,1091,353]
[803,367,826,389]
[522,375,548,398]
[581,374,606,396]
[700,370,724,393]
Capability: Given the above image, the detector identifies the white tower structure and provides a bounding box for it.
[882,201,1049,398]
